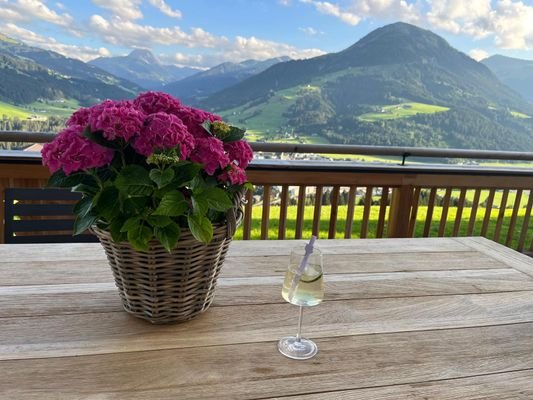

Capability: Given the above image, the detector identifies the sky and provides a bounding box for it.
[1,0,533,68]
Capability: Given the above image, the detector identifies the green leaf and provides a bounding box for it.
[154,222,181,252]
[109,217,127,242]
[115,165,154,197]
[47,170,68,187]
[153,190,188,216]
[190,175,208,192]
[120,216,143,232]
[127,224,153,252]
[147,215,173,228]
[82,126,120,149]
[73,196,93,218]
[202,187,233,211]
[120,195,149,214]
[222,126,246,142]
[94,186,120,221]
[172,163,203,187]
[73,212,97,236]
[187,213,213,244]
[72,183,98,195]
[191,196,208,215]
[201,120,212,135]
[149,168,175,189]
[48,170,97,189]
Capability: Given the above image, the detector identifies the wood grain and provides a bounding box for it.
[269,370,533,399]
[4,290,533,361]
[3,268,531,318]
[4,323,533,399]
[2,237,533,399]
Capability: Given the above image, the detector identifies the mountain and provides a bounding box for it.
[202,22,533,151]
[482,55,533,103]
[90,49,198,89]
[164,57,291,104]
[0,33,141,106]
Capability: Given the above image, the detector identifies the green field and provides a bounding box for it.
[223,85,320,134]
[358,102,450,122]
[0,99,79,120]
[0,101,34,119]
[27,99,79,118]
[510,110,531,119]
[233,204,533,250]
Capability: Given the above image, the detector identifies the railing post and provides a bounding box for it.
[387,185,414,238]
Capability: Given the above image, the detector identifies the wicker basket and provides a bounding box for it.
[93,193,244,324]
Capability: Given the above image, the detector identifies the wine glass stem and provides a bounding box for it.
[296,305,304,342]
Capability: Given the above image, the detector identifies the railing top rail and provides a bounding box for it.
[251,143,533,162]
[2,130,533,162]
[4,150,533,177]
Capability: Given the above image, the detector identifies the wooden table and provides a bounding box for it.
[3,237,533,399]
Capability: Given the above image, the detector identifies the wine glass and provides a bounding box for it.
[278,243,324,360]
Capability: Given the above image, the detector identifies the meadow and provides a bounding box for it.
[0,101,33,119]
[357,102,450,122]
[233,203,533,251]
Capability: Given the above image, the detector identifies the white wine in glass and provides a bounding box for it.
[278,240,323,360]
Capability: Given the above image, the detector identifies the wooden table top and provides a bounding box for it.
[2,237,533,399]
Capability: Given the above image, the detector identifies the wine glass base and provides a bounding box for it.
[278,336,318,360]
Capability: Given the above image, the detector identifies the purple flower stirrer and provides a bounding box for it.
[288,235,317,302]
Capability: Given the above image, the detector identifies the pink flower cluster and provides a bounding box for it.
[42,91,253,184]
[133,113,194,158]
[41,125,114,175]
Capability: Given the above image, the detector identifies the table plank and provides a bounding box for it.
[226,238,472,256]
[269,370,533,399]
[3,291,533,360]
[3,323,533,399]
[455,236,533,278]
[2,268,532,317]
[0,250,505,286]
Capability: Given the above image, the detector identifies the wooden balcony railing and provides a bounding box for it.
[1,150,533,252]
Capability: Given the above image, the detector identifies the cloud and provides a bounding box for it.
[299,26,323,35]
[88,14,324,67]
[300,0,360,25]
[89,15,227,48]
[469,48,489,61]
[3,23,111,61]
[148,0,182,18]
[91,0,143,21]
[426,0,533,50]
[0,0,73,27]
[227,36,324,62]
[298,0,533,51]
[300,0,419,26]
[278,0,291,5]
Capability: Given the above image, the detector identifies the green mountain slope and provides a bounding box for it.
[0,33,141,106]
[164,57,290,104]
[482,55,533,103]
[203,23,533,151]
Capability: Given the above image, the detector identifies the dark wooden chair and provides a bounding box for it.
[4,188,97,243]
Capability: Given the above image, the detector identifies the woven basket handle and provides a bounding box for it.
[227,189,246,237]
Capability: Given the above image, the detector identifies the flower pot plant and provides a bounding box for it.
[41,92,253,323]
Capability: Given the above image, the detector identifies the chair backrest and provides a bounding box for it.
[4,188,98,243]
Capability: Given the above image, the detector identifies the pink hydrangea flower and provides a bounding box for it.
[88,102,145,141]
[218,165,248,185]
[190,136,230,175]
[132,112,195,158]
[133,91,182,115]
[42,125,115,175]
[66,107,91,127]
[224,140,253,169]
[174,106,222,138]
